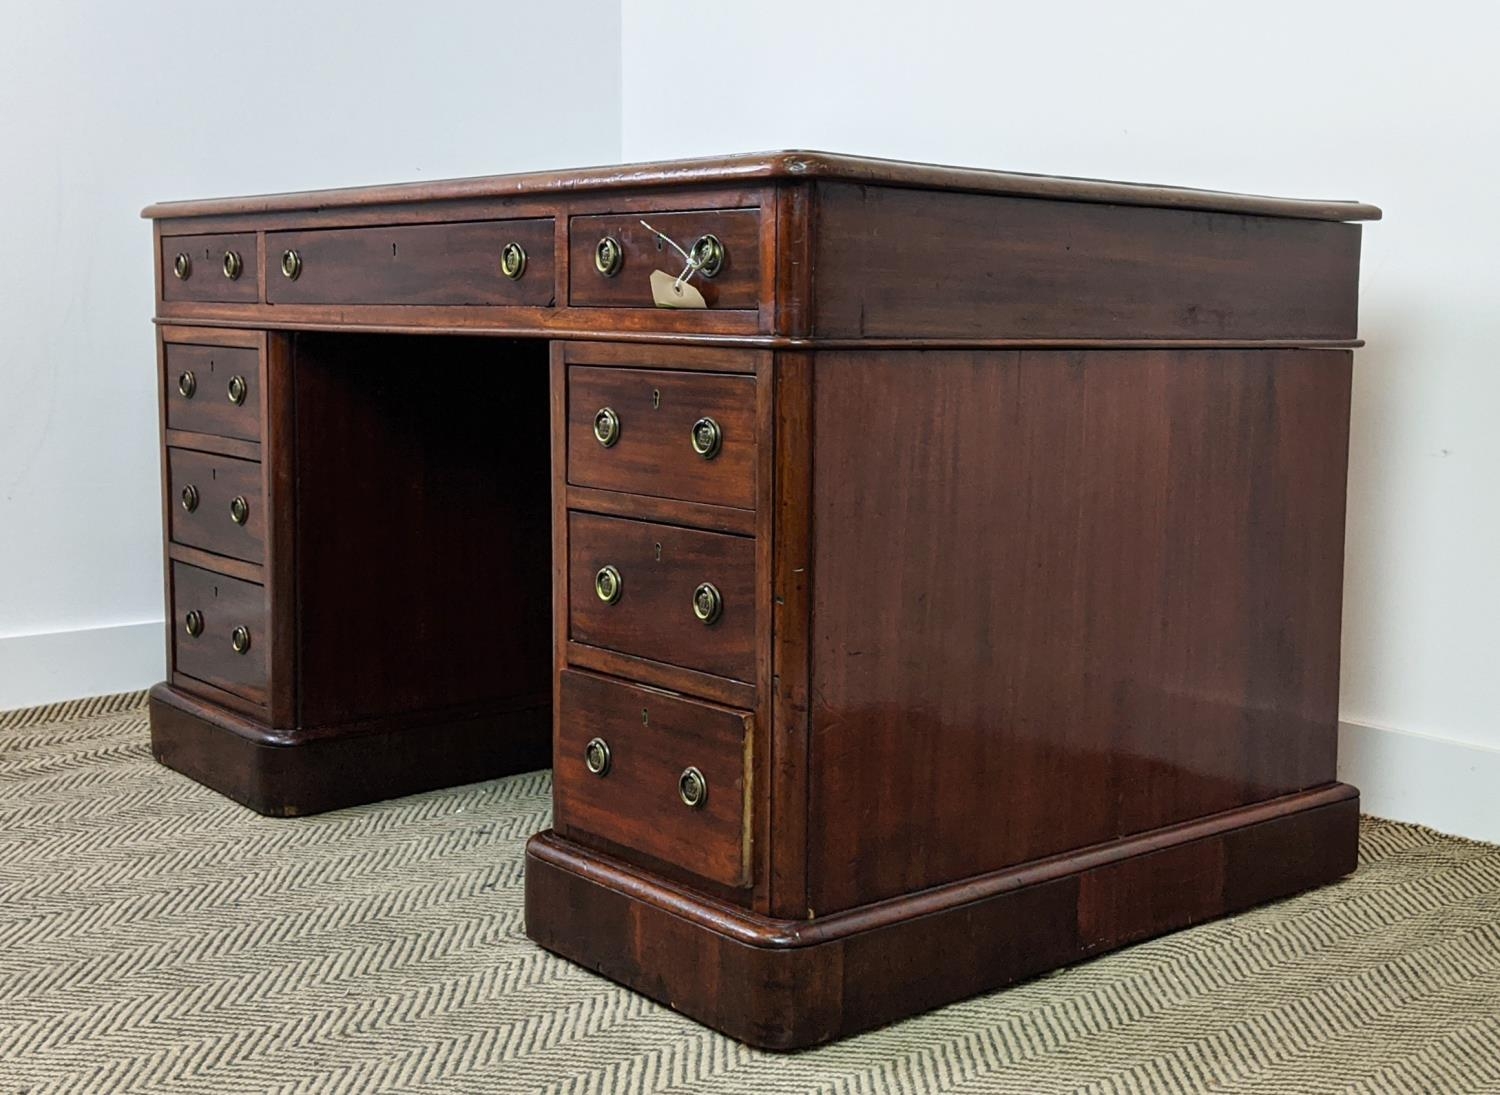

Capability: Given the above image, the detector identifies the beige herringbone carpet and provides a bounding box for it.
[3,696,1500,1094]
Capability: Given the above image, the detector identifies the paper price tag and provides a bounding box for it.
[650,269,707,310]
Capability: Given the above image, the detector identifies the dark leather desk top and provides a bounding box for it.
[143,150,1382,223]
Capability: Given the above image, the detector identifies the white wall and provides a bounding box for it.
[620,0,1500,839]
[0,1,621,708]
[5,0,1496,839]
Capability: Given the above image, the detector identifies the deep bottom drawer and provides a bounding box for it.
[552,669,750,889]
[171,562,268,705]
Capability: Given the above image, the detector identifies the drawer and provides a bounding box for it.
[164,343,262,442]
[568,209,761,310]
[553,669,750,888]
[167,448,265,564]
[171,562,268,704]
[161,233,259,304]
[568,366,756,510]
[568,512,755,682]
[266,219,555,306]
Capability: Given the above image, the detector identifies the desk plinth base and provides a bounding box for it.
[149,683,550,816]
[525,783,1359,1050]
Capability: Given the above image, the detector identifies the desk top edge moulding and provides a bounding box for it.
[144,150,1377,1049]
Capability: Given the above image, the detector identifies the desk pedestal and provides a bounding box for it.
[526,786,1358,1050]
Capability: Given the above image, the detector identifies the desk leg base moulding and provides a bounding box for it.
[526,784,1359,1051]
[150,684,550,816]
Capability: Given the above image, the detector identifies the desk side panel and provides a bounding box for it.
[804,347,1352,915]
[809,183,1363,342]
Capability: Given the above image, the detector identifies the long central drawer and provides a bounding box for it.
[266,219,555,306]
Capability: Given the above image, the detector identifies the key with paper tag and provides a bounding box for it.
[640,219,712,309]
[650,269,707,309]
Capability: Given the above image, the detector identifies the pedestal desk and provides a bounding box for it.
[142,152,1379,1049]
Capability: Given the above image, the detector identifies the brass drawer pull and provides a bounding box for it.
[595,236,622,277]
[593,407,620,448]
[229,495,250,525]
[692,582,722,625]
[177,371,196,398]
[172,252,192,279]
[595,565,623,605]
[690,234,724,278]
[690,417,722,459]
[183,610,204,638]
[500,241,527,280]
[230,626,252,655]
[180,484,199,513]
[584,737,611,776]
[222,250,243,280]
[678,766,707,808]
[227,375,248,406]
[280,249,302,280]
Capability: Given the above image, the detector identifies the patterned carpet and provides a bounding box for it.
[2,695,1499,1094]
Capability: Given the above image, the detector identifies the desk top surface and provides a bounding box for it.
[142,150,1382,224]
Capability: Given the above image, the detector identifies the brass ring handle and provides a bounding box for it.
[230,626,252,655]
[172,252,192,279]
[180,484,199,513]
[500,241,527,280]
[177,371,197,398]
[584,737,611,776]
[280,249,302,280]
[678,766,708,808]
[690,417,722,459]
[594,565,623,605]
[595,236,622,277]
[692,582,723,625]
[183,610,204,638]
[227,375,248,406]
[593,407,620,448]
[690,234,725,278]
[229,495,249,525]
[222,250,243,280]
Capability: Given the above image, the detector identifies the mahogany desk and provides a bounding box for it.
[142,152,1379,1049]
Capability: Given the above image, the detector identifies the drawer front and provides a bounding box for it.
[266,219,555,306]
[568,366,756,510]
[553,669,750,888]
[164,344,263,442]
[568,209,761,310]
[161,233,259,304]
[171,562,268,704]
[167,448,265,564]
[569,513,756,682]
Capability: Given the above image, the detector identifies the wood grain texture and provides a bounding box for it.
[266,219,555,307]
[553,669,751,889]
[811,183,1364,340]
[144,154,1373,1042]
[149,683,549,816]
[163,343,262,441]
[804,347,1352,914]
[160,232,259,303]
[567,209,761,310]
[566,366,757,510]
[563,643,756,712]
[567,512,756,685]
[170,562,268,705]
[166,448,264,565]
[525,784,1360,1050]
